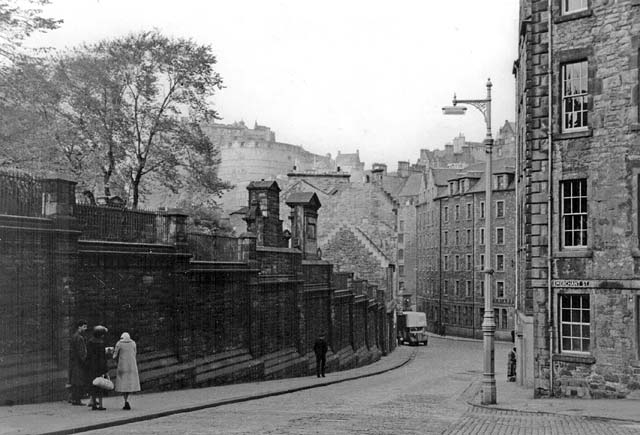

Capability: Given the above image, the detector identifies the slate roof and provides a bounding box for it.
[431,168,460,186]
[381,175,406,199]
[230,206,249,215]
[398,172,424,197]
[285,191,321,208]
[247,180,280,191]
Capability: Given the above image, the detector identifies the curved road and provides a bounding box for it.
[85,338,640,434]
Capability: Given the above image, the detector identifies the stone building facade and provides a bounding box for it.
[204,121,335,213]
[417,125,514,171]
[417,159,516,340]
[514,0,640,398]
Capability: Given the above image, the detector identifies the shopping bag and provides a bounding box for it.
[92,375,114,390]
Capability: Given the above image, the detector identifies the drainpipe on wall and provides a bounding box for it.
[547,0,555,397]
[439,200,443,333]
[472,194,476,339]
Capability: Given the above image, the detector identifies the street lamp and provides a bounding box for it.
[442,78,496,405]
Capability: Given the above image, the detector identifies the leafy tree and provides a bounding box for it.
[0,0,61,64]
[60,30,231,207]
[1,30,232,206]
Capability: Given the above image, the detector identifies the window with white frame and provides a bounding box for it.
[496,254,504,271]
[501,309,508,329]
[479,254,485,270]
[466,280,472,297]
[444,231,449,246]
[478,280,484,298]
[560,294,590,353]
[455,230,460,245]
[496,281,505,298]
[496,227,505,245]
[562,0,588,14]
[480,201,485,218]
[479,227,485,245]
[466,254,472,271]
[562,60,588,132]
[444,206,449,222]
[455,280,460,296]
[561,179,588,248]
[443,280,448,295]
[496,200,505,218]
[455,204,460,221]
[454,255,459,271]
[466,203,472,219]
[466,229,472,245]
[444,255,449,271]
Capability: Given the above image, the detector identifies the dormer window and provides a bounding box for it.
[449,181,460,196]
[495,174,506,190]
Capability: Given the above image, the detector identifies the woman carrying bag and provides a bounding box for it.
[113,332,141,410]
[86,326,109,410]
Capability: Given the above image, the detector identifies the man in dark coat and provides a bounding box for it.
[507,347,517,382]
[313,333,328,378]
[68,319,88,405]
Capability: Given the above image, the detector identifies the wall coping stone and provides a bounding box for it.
[257,246,301,254]
[302,260,332,265]
[79,249,190,258]
[79,239,174,249]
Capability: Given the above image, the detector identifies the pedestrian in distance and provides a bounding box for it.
[86,325,109,410]
[507,347,517,382]
[313,332,328,378]
[113,332,141,410]
[68,319,88,405]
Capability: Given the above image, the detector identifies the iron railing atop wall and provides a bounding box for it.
[188,232,248,262]
[74,204,170,244]
[0,170,43,217]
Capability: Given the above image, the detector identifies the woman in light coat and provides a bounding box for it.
[113,332,140,410]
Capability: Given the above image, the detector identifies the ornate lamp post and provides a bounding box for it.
[442,78,496,405]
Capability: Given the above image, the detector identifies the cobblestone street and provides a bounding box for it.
[444,407,640,435]
[80,337,640,435]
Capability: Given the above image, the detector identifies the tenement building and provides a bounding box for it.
[514,0,640,397]
[417,159,516,340]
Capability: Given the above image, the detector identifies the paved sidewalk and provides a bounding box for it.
[471,374,640,423]
[0,347,416,435]
[426,333,640,423]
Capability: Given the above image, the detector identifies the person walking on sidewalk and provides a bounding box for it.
[113,332,141,410]
[313,332,328,378]
[507,347,517,382]
[86,326,109,410]
[68,319,88,405]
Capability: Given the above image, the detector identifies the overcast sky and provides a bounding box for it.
[29,0,519,169]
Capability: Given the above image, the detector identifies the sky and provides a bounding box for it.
[28,0,520,170]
